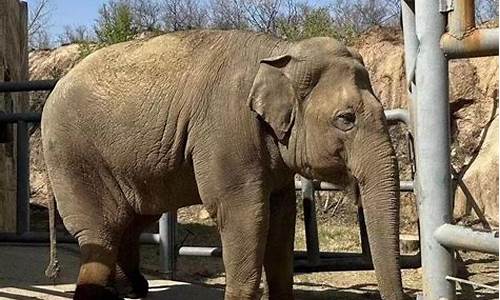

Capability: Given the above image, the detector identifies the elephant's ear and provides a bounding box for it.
[247,54,296,141]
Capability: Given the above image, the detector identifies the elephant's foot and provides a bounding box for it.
[225,287,263,300]
[116,272,149,299]
[74,284,123,300]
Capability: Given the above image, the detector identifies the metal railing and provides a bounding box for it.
[402,0,499,299]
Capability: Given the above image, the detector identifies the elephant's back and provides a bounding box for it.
[42,30,289,174]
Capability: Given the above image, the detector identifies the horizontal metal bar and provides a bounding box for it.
[0,233,420,271]
[0,80,58,93]
[434,224,499,254]
[294,180,414,192]
[0,232,75,243]
[384,108,410,125]
[399,181,414,192]
[0,112,41,123]
[175,247,421,271]
[441,27,499,59]
[0,232,159,245]
[294,180,342,191]
[294,253,421,272]
[141,233,160,244]
[173,248,371,258]
[446,276,500,291]
[179,246,222,257]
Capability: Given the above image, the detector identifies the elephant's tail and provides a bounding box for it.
[44,194,60,280]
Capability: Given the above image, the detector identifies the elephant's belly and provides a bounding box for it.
[119,166,202,215]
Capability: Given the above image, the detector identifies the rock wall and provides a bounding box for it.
[455,111,498,226]
[28,45,81,208]
[0,0,29,232]
[27,28,499,227]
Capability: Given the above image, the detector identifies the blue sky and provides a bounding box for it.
[24,0,329,39]
[25,0,106,37]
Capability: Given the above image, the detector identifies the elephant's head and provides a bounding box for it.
[248,37,404,299]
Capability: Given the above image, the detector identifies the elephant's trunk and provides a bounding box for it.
[352,135,404,300]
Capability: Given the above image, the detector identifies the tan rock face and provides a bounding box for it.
[28,30,499,228]
[455,113,499,226]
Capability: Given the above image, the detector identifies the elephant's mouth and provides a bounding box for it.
[305,164,352,190]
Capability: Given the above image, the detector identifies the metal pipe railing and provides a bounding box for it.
[385,108,410,126]
[0,112,41,123]
[159,212,177,279]
[301,177,321,266]
[293,253,421,273]
[434,224,499,255]
[0,231,159,244]
[447,0,476,38]
[441,0,499,59]
[0,80,58,92]
[441,27,500,59]
[294,180,414,192]
[401,0,418,134]
[414,0,457,298]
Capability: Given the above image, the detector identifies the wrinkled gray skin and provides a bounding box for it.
[42,30,405,300]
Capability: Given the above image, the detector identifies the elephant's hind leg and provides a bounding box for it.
[115,214,160,299]
[47,159,130,299]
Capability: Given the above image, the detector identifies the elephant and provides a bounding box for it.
[41,30,405,300]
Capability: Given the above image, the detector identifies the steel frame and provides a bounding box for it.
[402,0,499,299]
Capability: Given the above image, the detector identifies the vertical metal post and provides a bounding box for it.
[448,0,475,38]
[357,206,371,256]
[16,120,29,234]
[159,212,177,279]
[414,1,456,299]
[401,0,418,133]
[301,177,320,265]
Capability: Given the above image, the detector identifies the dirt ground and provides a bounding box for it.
[28,196,498,300]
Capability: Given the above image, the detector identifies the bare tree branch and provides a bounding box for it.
[28,0,53,49]
[58,25,94,44]
[161,0,208,31]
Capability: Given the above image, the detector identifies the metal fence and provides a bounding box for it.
[402,0,499,299]
[0,1,499,297]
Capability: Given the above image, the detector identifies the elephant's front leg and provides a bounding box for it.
[217,190,270,300]
[263,187,296,300]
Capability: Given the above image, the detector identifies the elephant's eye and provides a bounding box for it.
[333,111,356,131]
